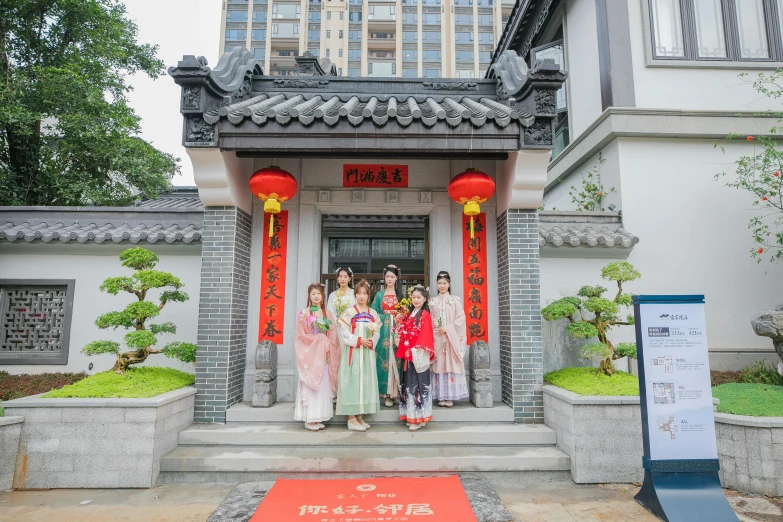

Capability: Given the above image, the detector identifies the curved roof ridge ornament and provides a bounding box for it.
[169,46,264,97]
[488,50,529,101]
[295,51,338,76]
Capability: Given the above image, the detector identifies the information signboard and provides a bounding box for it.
[638,300,717,461]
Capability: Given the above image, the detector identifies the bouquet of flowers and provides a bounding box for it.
[394,287,413,316]
[333,289,351,318]
[306,306,332,334]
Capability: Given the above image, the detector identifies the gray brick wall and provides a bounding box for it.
[497,209,543,423]
[195,206,251,423]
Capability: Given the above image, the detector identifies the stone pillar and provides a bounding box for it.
[195,206,252,423]
[252,340,278,407]
[497,209,543,423]
[469,340,493,407]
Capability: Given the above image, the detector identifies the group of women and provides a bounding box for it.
[294,265,468,432]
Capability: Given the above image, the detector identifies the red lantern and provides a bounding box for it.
[249,166,298,239]
[448,168,495,238]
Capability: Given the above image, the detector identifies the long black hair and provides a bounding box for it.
[382,264,404,301]
[409,284,430,327]
[436,270,451,294]
[334,266,354,289]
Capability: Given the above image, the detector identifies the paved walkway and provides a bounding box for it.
[0,480,780,522]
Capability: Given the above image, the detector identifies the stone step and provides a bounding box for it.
[159,445,571,475]
[178,422,557,447]
[226,401,514,424]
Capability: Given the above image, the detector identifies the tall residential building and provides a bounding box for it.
[220,0,514,78]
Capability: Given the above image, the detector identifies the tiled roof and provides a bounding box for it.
[0,189,204,245]
[205,93,535,129]
[538,211,639,249]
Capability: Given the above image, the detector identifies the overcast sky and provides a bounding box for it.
[124,0,223,186]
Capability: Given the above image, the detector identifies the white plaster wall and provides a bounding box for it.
[563,0,603,140]
[627,0,782,112]
[0,244,202,375]
[244,158,503,401]
[542,137,783,366]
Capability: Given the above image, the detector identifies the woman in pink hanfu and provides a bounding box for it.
[429,271,468,407]
[294,283,341,431]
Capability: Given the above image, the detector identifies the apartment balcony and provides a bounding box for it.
[367,6,396,29]
[368,32,396,49]
[367,51,396,60]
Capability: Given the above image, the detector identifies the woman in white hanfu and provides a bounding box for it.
[428,271,469,407]
[327,267,356,321]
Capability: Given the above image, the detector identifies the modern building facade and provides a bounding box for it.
[220,0,514,78]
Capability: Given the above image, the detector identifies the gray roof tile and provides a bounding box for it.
[538,211,639,249]
[206,93,534,129]
[0,221,202,244]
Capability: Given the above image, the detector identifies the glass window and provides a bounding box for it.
[327,11,331,19]
[273,4,300,18]
[225,29,247,41]
[422,0,440,5]
[456,32,473,43]
[650,0,685,57]
[339,30,344,38]
[421,31,440,42]
[349,11,362,21]
[693,0,727,57]
[372,239,408,257]
[349,30,362,40]
[330,239,370,257]
[478,51,492,62]
[410,239,425,258]
[339,48,343,57]
[403,31,418,42]
[734,0,769,58]
[423,68,441,77]
[309,10,321,21]
[402,68,418,77]
[422,49,441,60]
[226,10,248,22]
[274,49,299,56]
[228,0,248,3]
[349,68,361,76]
[456,50,474,62]
[403,12,418,23]
[368,5,396,20]
[456,69,475,78]
[326,48,330,57]
[455,13,473,24]
[349,49,361,59]
[308,30,320,41]
[454,0,472,4]
[403,49,418,61]
[422,13,440,24]
[479,32,493,44]
[340,11,344,19]
[327,29,331,37]
[478,14,493,24]
[253,47,266,59]
[309,47,320,56]
[368,61,394,76]
[253,10,267,22]
[252,29,267,40]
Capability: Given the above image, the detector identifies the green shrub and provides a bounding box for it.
[713,383,783,417]
[44,367,194,398]
[738,360,783,386]
[544,367,640,396]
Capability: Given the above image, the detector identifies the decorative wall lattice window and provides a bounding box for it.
[0,280,75,365]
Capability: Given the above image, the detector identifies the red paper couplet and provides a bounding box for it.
[258,210,288,344]
[343,164,409,188]
[462,212,489,343]
[250,476,477,522]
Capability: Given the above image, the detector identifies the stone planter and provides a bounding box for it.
[715,413,783,496]
[543,385,643,483]
[0,416,23,491]
[2,387,195,489]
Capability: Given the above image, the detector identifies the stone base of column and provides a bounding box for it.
[252,340,278,407]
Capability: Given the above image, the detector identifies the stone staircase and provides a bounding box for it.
[158,402,570,483]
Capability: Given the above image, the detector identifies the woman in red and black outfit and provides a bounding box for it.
[395,285,435,431]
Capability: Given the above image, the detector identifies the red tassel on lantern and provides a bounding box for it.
[448,168,496,238]
[249,166,298,241]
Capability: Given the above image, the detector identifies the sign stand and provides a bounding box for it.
[633,295,738,522]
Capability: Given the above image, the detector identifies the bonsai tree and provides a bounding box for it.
[541,261,640,376]
[82,248,197,374]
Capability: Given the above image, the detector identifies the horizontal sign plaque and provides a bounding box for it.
[343,164,408,188]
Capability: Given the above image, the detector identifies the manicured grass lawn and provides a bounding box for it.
[44,367,194,398]
[544,366,640,396]
[712,383,783,417]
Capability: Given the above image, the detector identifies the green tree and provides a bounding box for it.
[716,70,783,264]
[541,262,640,376]
[0,0,179,206]
[83,247,196,374]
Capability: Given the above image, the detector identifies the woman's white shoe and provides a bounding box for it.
[347,420,366,432]
[305,422,320,431]
[408,423,421,431]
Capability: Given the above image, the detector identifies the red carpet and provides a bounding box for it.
[250,475,477,521]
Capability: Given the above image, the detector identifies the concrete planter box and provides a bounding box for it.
[715,413,783,496]
[1,416,23,491]
[2,387,195,489]
[543,385,644,483]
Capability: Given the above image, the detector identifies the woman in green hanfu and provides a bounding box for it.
[371,265,404,408]
[336,280,381,432]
